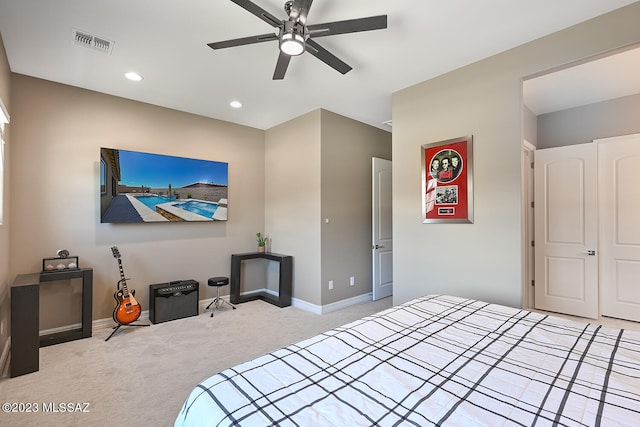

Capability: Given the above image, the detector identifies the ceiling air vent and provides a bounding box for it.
[72,28,114,55]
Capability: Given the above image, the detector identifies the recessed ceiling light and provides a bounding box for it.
[229,100,242,109]
[125,72,143,81]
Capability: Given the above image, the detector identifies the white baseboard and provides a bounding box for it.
[12,291,374,347]
[94,298,221,331]
[234,289,372,315]
[93,316,119,331]
[93,310,150,332]
[40,323,83,336]
[291,293,373,314]
[291,297,323,314]
[199,297,214,311]
[320,293,373,314]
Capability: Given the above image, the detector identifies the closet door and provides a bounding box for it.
[598,133,640,322]
[534,143,598,319]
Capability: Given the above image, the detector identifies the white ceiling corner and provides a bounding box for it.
[0,0,637,129]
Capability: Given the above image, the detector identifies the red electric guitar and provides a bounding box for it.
[111,246,142,325]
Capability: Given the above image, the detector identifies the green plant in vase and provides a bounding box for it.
[256,232,267,252]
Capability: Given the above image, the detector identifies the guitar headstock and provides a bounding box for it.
[111,246,121,259]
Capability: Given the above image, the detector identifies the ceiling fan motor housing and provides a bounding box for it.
[280,20,306,55]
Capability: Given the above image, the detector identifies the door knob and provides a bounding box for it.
[373,244,384,249]
[582,250,596,256]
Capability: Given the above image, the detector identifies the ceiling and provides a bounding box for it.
[524,46,640,115]
[0,0,638,131]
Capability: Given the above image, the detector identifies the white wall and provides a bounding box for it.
[392,2,640,307]
[9,75,266,321]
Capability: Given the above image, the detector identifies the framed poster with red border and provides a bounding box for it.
[421,135,474,223]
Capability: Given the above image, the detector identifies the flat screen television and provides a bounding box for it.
[100,147,228,223]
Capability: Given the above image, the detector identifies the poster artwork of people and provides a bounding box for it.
[423,136,473,223]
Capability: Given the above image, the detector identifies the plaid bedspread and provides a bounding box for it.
[175,295,640,426]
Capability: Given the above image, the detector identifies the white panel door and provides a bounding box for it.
[598,134,640,322]
[534,143,598,319]
[372,157,392,300]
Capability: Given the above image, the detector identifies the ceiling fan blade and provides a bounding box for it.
[208,33,278,50]
[290,0,314,25]
[231,0,282,27]
[307,15,387,38]
[305,39,352,75]
[273,52,292,80]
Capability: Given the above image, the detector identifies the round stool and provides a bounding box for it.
[205,277,236,317]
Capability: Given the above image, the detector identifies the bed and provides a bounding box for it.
[175,295,640,426]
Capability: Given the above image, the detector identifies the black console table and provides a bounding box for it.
[230,252,292,308]
[10,268,93,377]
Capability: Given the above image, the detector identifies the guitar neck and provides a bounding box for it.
[117,258,130,297]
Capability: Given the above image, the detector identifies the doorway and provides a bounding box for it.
[533,143,598,319]
[522,44,640,315]
[372,157,392,300]
[530,134,640,322]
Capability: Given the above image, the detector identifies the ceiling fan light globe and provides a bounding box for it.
[280,33,305,56]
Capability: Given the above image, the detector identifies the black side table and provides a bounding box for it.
[230,252,292,308]
[10,268,93,377]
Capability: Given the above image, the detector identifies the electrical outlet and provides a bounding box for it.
[329,280,333,290]
[350,276,355,286]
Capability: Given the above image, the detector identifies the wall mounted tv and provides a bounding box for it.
[100,147,228,223]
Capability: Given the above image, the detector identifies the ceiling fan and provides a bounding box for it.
[208,0,387,80]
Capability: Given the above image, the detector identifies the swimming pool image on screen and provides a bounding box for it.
[173,200,219,218]
[100,147,228,223]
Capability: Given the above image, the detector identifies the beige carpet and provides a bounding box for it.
[0,297,392,427]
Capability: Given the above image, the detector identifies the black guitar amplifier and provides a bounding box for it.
[149,280,199,324]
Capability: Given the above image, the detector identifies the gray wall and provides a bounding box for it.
[320,110,391,305]
[265,109,392,308]
[265,110,323,306]
[5,71,389,332]
[537,93,640,148]
[9,74,266,321]
[392,2,640,308]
